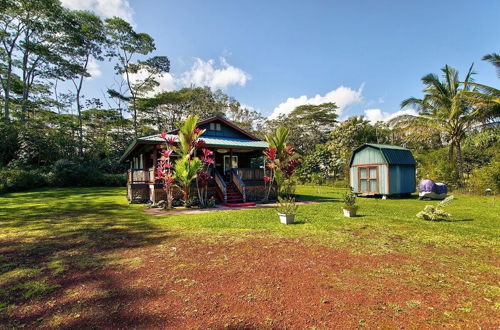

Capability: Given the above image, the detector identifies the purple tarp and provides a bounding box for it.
[419,179,447,194]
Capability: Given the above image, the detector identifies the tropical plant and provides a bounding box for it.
[393,64,491,185]
[174,115,205,204]
[197,148,215,208]
[263,127,300,200]
[276,196,299,215]
[416,196,455,221]
[156,133,177,209]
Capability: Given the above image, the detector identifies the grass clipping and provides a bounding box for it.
[417,195,454,221]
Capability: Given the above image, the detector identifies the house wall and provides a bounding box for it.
[199,122,249,139]
[350,164,388,194]
[389,165,416,194]
[350,147,387,194]
[351,147,386,165]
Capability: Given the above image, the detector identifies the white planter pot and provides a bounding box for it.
[278,213,295,224]
[342,207,357,217]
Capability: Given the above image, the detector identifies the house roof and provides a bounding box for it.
[120,122,268,163]
[167,116,261,141]
[349,143,416,166]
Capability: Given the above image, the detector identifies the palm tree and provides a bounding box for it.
[392,64,482,184]
[483,53,500,77]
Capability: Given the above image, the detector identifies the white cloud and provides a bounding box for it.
[129,57,250,95]
[85,57,102,79]
[363,108,418,124]
[179,58,249,89]
[269,85,363,119]
[61,0,134,23]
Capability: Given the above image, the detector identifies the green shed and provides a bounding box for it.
[349,144,416,197]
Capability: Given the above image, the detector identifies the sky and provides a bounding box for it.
[61,0,500,122]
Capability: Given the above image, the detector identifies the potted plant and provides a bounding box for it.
[276,197,298,224]
[342,191,358,217]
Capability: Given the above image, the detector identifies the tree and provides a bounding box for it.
[265,103,338,154]
[66,10,107,155]
[395,64,488,184]
[0,0,66,120]
[105,17,169,136]
[483,53,500,77]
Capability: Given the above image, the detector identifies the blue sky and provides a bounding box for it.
[62,0,499,121]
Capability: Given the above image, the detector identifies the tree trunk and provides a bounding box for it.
[455,141,464,186]
[75,55,89,156]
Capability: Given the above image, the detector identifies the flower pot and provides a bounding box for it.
[278,213,295,224]
[342,206,358,217]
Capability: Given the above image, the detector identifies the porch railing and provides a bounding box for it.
[235,168,264,181]
[214,169,227,204]
[231,169,246,202]
[128,169,152,184]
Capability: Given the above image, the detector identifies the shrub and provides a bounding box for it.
[0,169,48,193]
[466,157,500,194]
[342,191,356,206]
[51,159,102,187]
[101,173,127,187]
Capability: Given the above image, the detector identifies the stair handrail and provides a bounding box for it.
[231,169,246,202]
[214,168,227,204]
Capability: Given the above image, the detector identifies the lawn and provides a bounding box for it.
[0,186,498,328]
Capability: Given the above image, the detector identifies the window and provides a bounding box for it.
[358,166,378,193]
[209,123,221,131]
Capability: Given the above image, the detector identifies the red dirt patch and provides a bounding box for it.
[2,236,499,329]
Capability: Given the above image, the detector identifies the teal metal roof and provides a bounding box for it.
[120,134,268,162]
[349,143,416,166]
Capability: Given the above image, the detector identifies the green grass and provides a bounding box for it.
[0,185,498,324]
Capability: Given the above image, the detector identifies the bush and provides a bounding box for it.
[466,157,500,194]
[0,169,48,193]
[51,159,102,187]
[101,173,127,187]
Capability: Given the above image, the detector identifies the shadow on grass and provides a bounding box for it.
[296,194,339,202]
[0,187,178,328]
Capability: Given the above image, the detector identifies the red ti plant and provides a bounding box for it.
[156,132,177,209]
[263,127,300,200]
[196,148,215,207]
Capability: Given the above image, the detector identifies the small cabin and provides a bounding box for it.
[349,144,416,197]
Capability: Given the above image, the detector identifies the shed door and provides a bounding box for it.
[358,166,378,193]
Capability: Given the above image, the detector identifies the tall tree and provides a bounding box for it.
[266,103,338,154]
[394,64,487,184]
[66,11,107,155]
[105,17,169,136]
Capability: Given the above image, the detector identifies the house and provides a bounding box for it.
[120,116,271,205]
[349,143,416,197]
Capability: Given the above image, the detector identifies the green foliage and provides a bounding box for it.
[342,191,357,207]
[276,197,299,215]
[417,196,455,221]
[0,168,48,193]
[466,156,500,194]
[296,144,342,183]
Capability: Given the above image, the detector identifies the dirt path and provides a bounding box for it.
[3,236,498,329]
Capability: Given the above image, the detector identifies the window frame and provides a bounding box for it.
[358,166,379,194]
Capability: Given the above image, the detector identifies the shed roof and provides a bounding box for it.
[120,134,268,163]
[349,143,416,166]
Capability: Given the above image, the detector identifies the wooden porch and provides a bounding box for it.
[127,167,270,204]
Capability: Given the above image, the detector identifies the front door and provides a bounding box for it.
[223,155,238,173]
[359,166,378,193]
